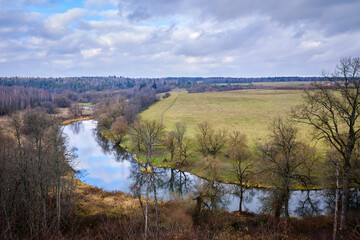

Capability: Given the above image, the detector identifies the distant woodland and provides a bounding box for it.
[0,76,325,115]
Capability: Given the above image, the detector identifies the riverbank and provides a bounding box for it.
[62,116,93,125]
[74,178,140,217]
[62,119,360,239]
[118,139,323,191]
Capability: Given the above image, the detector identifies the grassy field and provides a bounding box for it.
[253,81,312,87]
[141,89,308,147]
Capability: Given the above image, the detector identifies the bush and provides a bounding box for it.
[55,95,71,108]
[41,101,57,114]
[163,92,171,99]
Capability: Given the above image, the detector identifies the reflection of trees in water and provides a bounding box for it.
[259,188,302,219]
[166,169,193,197]
[69,121,83,135]
[323,188,338,215]
[260,189,321,218]
[259,188,359,218]
[349,188,360,211]
[294,191,320,217]
[92,128,133,162]
[259,189,278,215]
[129,162,195,200]
[129,161,167,197]
[93,128,111,154]
[112,145,133,162]
[232,185,255,212]
[192,179,228,211]
[323,188,360,215]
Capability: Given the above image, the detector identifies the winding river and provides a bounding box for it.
[64,120,334,218]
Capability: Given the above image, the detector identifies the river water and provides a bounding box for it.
[63,120,335,217]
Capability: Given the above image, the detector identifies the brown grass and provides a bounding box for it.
[61,116,93,125]
[74,179,140,217]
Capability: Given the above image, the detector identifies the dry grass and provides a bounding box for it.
[212,81,313,87]
[62,116,93,125]
[141,89,309,147]
[74,179,140,217]
[56,107,93,123]
[253,81,313,87]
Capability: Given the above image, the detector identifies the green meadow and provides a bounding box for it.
[140,89,309,147]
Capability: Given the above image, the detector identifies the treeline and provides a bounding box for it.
[0,76,326,94]
[186,82,255,93]
[0,76,177,93]
[0,109,76,238]
[0,78,174,115]
[0,75,328,115]
[0,86,53,115]
[166,76,326,84]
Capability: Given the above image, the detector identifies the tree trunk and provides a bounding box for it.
[284,189,290,238]
[194,196,202,225]
[57,183,61,232]
[152,174,159,240]
[145,172,149,240]
[333,160,339,240]
[340,158,350,231]
[239,186,243,213]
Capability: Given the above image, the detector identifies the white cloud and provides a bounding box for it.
[223,56,235,63]
[81,48,102,59]
[44,8,86,37]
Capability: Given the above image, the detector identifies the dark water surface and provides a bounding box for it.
[64,120,338,217]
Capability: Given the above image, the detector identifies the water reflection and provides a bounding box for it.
[68,121,84,135]
[294,191,321,217]
[64,120,357,218]
[166,169,192,197]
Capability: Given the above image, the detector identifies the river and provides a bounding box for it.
[63,120,335,217]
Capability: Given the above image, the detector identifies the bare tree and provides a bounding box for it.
[162,131,176,163]
[292,57,360,232]
[174,122,187,166]
[105,116,129,145]
[69,104,83,117]
[196,121,227,157]
[259,118,315,237]
[130,120,164,240]
[225,131,253,212]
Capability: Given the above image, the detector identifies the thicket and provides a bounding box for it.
[0,109,77,238]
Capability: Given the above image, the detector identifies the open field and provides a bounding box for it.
[141,89,310,147]
[253,81,313,87]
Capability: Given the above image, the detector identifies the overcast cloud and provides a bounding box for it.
[0,0,359,77]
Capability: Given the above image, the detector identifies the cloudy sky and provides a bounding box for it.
[0,0,359,77]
